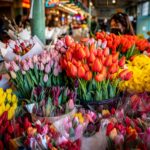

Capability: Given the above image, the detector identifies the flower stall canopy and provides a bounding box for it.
[45,0,60,8]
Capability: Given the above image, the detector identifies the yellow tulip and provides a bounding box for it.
[5,103,10,111]
[6,89,12,94]
[7,93,12,102]
[12,95,17,103]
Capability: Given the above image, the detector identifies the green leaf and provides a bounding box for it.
[58,93,63,105]
[69,128,75,138]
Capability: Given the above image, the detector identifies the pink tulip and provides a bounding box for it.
[39,63,44,71]
[53,67,59,76]
[114,134,124,145]
[33,55,38,64]
[43,74,48,82]
[11,61,19,72]
[68,99,74,110]
[41,124,48,135]
[75,124,83,139]
[5,62,11,70]
[23,62,29,71]
[45,64,51,74]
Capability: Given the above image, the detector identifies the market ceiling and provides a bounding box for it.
[92,0,147,9]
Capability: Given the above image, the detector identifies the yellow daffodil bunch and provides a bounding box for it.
[119,54,150,93]
[0,88,18,120]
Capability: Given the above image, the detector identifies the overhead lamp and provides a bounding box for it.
[112,0,116,4]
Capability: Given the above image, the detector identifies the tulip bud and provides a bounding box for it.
[43,74,48,82]
[10,71,16,79]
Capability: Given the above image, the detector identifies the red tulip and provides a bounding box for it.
[103,47,110,56]
[0,140,4,150]
[112,52,119,63]
[92,58,102,72]
[88,53,96,63]
[84,71,92,81]
[77,66,86,78]
[106,123,114,136]
[70,64,77,77]
[109,63,118,74]
[65,35,74,47]
[124,71,133,80]
[118,56,126,67]
[119,69,129,80]
[104,55,112,67]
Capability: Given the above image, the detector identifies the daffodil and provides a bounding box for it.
[119,54,150,93]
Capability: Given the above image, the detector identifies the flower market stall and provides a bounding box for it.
[0,31,150,150]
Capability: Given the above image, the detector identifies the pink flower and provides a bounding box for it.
[45,64,51,74]
[49,60,54,68]
[23,62,29,71]
[75,124,83,139]
[28,59,34,69]
[39,63,44,71]
[33,55,38,64]
[68,99,74,110]
[57,136,68,145]
[11,61,19,72]
[41,124,48,135]
[53,67,59,76]
[43,74,48,82]
[114,134,124,145]
[5,62,11,70]
[15,55,21,62]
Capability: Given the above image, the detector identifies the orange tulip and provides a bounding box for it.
[92,58,102,72]
[94,73,104,82]
[77,66,86,78]
[84,71,92,81]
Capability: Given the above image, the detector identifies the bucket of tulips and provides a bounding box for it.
[25,86,77,123]
[60,36,132,108]
[5,37,68,99]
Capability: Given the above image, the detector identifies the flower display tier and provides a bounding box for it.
[0,33,150,150]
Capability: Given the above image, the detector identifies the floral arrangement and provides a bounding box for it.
[96,31,150,59]
[30,86,76,117]
[23,120,81,150]
[119,55,150,93]
[60,36,132,102]
[106,117,148,150]
[0,88,18,149]
[5,38,68,99]
[7,39,34,56]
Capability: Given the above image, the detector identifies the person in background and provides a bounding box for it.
[90,16,99,36]
[110,12,135,35]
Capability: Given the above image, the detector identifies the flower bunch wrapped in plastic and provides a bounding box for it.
[23,120,81,150]
[101,107,149,150]
[60,36,132,102]
[5,38,68,99]
[119,54,150,93]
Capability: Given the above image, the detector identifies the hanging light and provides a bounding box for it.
[112,0,116,4]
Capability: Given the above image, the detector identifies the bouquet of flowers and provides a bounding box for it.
[1,36,43,61]
[5,38,68,99]
[23,120,81,150]
[60,36,132,102]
